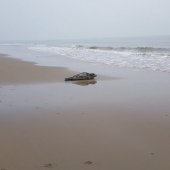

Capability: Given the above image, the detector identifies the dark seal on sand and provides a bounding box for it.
[65,72,97,81]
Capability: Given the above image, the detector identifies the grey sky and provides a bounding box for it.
[0,0,170,40]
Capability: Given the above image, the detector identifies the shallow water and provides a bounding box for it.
[1,36,170,73]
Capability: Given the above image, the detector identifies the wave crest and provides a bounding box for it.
[28,45,170,73]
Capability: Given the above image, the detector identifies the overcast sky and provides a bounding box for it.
[0,0,170,40]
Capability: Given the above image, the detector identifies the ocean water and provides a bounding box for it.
[0,36,170,73]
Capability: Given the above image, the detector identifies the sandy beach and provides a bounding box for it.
[0,54,76,85]
[0,53,170,170]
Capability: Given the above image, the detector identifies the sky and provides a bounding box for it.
[0,0,170,41]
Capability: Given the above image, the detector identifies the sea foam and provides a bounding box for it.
[28,45,170,73]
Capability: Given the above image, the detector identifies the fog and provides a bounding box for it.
[0,0,170,40]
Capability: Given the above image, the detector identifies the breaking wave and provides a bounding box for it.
[28,45,170,73]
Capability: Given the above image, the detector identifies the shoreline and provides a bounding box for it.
[0,54,114,85]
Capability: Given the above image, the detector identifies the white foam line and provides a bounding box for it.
[28,46,170,73]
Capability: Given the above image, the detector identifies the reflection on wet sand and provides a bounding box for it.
[69,79,97,86]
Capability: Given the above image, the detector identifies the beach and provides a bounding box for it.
[0,52,170,170]
[0,54,77,85]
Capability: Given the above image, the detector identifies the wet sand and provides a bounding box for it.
[0,54,170,170]
[0,54,76,85]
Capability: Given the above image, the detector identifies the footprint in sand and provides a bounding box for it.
[42,163,53,168]
[44,163,52,167]
[84,161,93,165]
[56,112,61,115]
[149,152,155,156]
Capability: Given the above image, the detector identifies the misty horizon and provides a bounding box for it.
[0,0,170,41]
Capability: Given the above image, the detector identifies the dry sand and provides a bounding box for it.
[0,54,170,170]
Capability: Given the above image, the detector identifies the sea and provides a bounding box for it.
[0,36,170,73]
